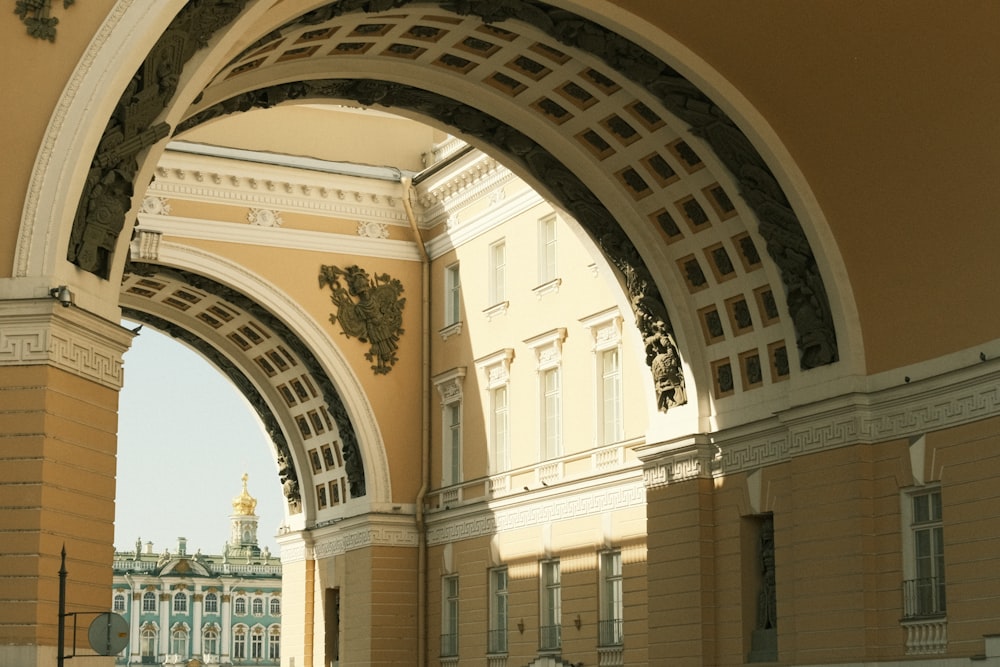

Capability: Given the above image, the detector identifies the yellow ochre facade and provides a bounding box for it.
[2,3,1000,667]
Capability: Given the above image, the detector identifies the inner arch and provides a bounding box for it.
[119,261,378,524]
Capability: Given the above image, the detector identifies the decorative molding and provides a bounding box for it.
[438,321,462,340]
[525,328,567,370]
[638,435,716,489]
[357,220,389,239]
[425,480,645,546]
[136,213,421,261]
[150,150,410,226]
[433,367,467,403]
[424,184,541,260]
[475,348,514,389]
[247,208,282,227]
[141,196,172,216]
[307,516,420,560]
[0,301,133,389]
[581,308,622,351]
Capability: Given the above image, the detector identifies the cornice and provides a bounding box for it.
[641,360,1000,485]
[150,150,411,226]
[423,185,543,259]
[279,514,420,562]
[425,475,646,546]
[136,213,422,262]
[0,299,134,389]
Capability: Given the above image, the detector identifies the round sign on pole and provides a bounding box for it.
[88,612,129,656]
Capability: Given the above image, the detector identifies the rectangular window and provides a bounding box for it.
[540,560,561,651]
[445,263,461,327]
[233,632,246,660]
[599,551,624,646]
[491,385,510,473]
[488,567,508,654]
[444,401,462,486]
[251,631,263,659]
[442,575,459,657]
[538,215,557,284]
[542,368,562,460]
[601,348,624,444]
[490,240,507,304]
[905,489,946,617]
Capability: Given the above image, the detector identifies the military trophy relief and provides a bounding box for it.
[319,264,406,375]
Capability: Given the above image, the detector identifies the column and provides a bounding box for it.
[130,590,142,663]
[0,298,133,667]
[638,435,718,664]
[221,589,232,663]
[193,590,203,656]
[160,591,171,657]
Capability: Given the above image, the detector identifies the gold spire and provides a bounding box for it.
[232,473,258,516]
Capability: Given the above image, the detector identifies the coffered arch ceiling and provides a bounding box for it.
[171,1,845,401]
[61,0,862,485]
[119,260,385,525]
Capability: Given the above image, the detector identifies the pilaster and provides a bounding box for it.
[0,298,133,667]
[639,434,717,664]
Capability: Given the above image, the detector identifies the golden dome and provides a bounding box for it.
[231,473,257,516]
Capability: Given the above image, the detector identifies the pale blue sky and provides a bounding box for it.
[115,323,285,555]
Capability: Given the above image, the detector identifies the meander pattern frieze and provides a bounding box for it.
[425,481,645,546]
[0,306,132,389]
[643,364,1000,485]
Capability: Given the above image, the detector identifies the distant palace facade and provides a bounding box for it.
[111,476,282,666]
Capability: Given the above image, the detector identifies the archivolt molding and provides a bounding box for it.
[0,299,134,389]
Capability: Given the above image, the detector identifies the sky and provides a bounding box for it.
[115,322,285,556]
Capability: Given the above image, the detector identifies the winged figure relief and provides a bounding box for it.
[319,265,406,374]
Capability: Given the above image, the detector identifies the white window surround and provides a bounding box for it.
[526,330,567,462]
[489,239,507,306]
[433,367,467,487]
[476,349,515,476]
[582,309,625,447]
[538,213,558,286]
[443,262,461,332]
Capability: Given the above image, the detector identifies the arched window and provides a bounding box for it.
[140,627,157,657]
[202,627,219,657]
[173,592,187,613]
[142,591,156,612]
[268,626,281,660]
[252,597,264,616]
[234,596,247,615]
[112,593,126,612]
[171,627,188,657]
[251,627,264,659]
[204,593,218,614]
[233,627,247,660]
[269,597,281,616]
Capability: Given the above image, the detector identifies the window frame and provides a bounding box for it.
[113,593,126,613]
[233,626,247,660]
[173,591,187,613]
[538,213,558,285]
[488,567,508,655]
[441,574,460,657]
[489,239,507,305]
[203,592,218,614]
[539,559,562,651]
[202,627,219,657]
[599,550,624,646]
[433,368,466,488]
[444,262,461,327]
[902,486,946,618]
[142,591,157,613]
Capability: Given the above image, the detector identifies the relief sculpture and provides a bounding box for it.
[319,265,406,375]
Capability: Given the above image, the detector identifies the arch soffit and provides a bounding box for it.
[118,243,393,523]
[175,1,841,408]
[29,0,860,428]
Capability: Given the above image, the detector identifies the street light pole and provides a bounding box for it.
[58,544,67,667]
